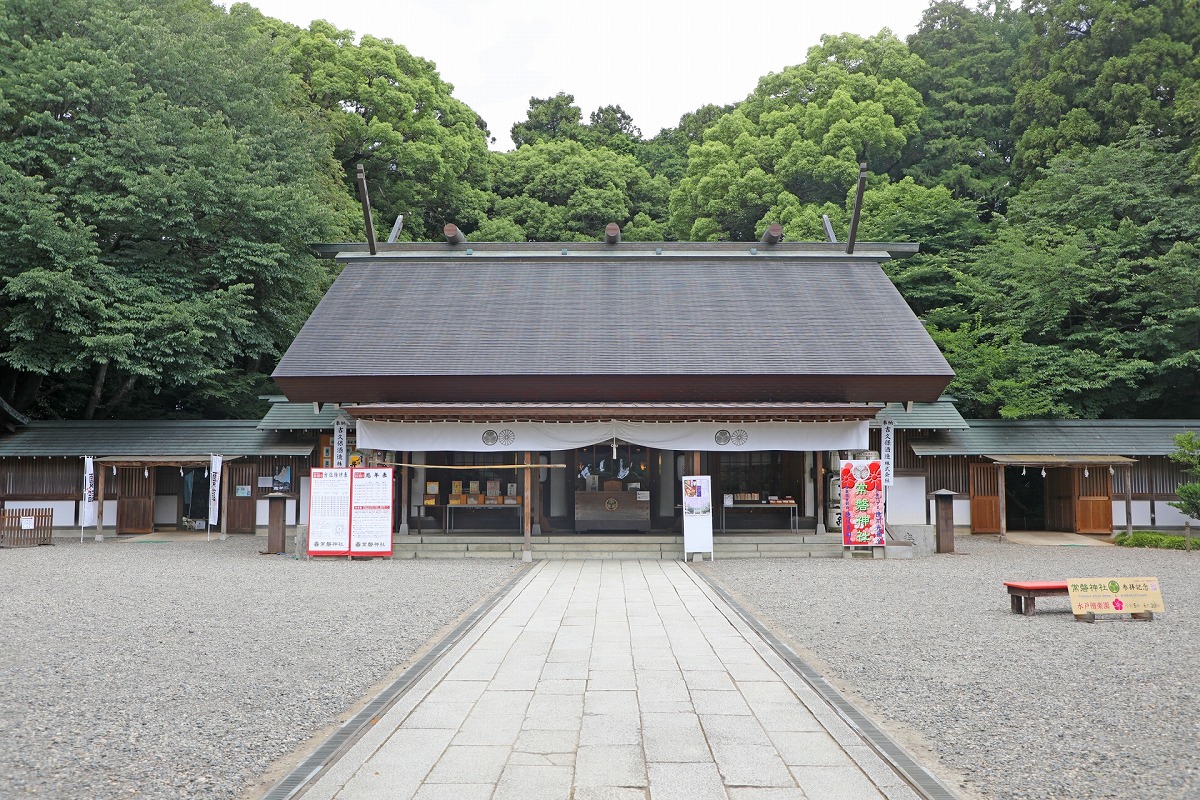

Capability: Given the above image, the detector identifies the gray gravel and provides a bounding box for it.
[0,536,523,800]
[697,536,1200,800]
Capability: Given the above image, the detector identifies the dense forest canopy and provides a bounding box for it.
[0,0,1197,420]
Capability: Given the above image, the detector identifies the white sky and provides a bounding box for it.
[226,0,934,150]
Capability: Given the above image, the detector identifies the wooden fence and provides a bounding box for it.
[0,508,54,547]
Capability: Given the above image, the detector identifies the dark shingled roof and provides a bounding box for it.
[870,398,968,430]
[0,420,314,458]
[274,246,953,404]
[257,400,351,431]
[910,420,1200,457]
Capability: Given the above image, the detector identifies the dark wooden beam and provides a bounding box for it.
[355,164,377,255]
[759,222,782,245]
[443,223,467,245]
[845,162,868,255]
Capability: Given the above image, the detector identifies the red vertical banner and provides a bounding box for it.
[841,460,885,546]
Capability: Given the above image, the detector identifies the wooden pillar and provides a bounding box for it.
[522,451,532,562]
[996,464,1007,542]
[531,455,543,535]
[1124,464,1133,537]
[692,450,700,475]
[815,451,826,533]
[95,465,106,542]
[219,466,230,540]
[400,453,410,534]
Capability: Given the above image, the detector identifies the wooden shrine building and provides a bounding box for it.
[272,234,956,540]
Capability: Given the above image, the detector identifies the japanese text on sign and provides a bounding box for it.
[1066,576,1165,616]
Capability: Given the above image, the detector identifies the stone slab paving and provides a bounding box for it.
[300,560,922,800]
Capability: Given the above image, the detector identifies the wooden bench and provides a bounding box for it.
[1004,581,1068,616]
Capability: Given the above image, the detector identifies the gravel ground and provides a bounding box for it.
[697,536,1200,800]
[0,536,523,800]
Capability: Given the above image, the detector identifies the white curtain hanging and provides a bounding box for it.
[356,419,868,453]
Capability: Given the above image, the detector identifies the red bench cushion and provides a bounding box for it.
[1004,581,1068,591]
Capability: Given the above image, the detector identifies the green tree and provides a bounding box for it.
[1168,432,1200,522]
[938,131,1200,418]
[906,1,1030,211]
[667,31,927,241]
[484,140,668,241]
[638,103,735,186]
[0,0,354,419]
[510,93,585,148]
[253,12,493,241]
[1012,0,1200,178]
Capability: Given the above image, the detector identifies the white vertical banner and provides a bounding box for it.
[81,456,98,528]
[208,454,223,526]
[333,418,348,468]
[881,417,895,488]
[682,475,714,560]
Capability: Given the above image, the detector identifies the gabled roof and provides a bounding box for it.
[257,400,351,431]
[0,420,314,458]
[273,242,953,405]
[910,420,1200,457]
[871,398,968,430]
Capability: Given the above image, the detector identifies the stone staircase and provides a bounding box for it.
[388,531,851,560]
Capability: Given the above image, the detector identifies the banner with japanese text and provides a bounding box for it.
[333,418,348,468]
[880,418,895,487]
[81,456,97,528]
[208,454,223,526]
[841,460,885,546]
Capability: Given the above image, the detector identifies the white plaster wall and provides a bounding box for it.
[953,498,972,526]
[102,499,117,528]
[1111,500,1152,527]
[4,499,77,528]
[886,477,926,525]
[1154,502,1198,528]
[298,477,310,524]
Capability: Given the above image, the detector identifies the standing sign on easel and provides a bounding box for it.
[308,467,394,557]
[682,475,714,560]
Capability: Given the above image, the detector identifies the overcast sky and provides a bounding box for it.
[227,0,935,150]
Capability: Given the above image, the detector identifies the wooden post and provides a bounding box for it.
[997,464,1007,542]
[95,465,106,542]
[522,451,532,562]
[845,162,868,254]
[1186,520,1192,553]
[692,450,700,475]
[220,467,230,540]
[1124,464,1133,537]
[815,451,826,533]
[759,222,782,245]
[400,453,410,535]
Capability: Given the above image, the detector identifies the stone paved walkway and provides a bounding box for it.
[300,560,923,800]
